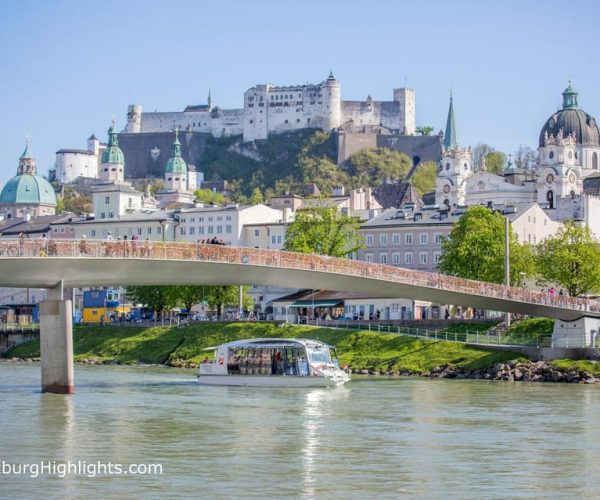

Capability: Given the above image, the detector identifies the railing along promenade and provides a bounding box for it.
[1,238,599,315]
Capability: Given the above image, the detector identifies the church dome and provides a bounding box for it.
[0,141,57,206]
[0,174,57,206]
[165,132,187,174]
[101,123,125,164]
[539,84,600,147]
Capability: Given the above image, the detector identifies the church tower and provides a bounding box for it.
[436,95,472,208]
[164,129,188,192]
[100,122,125,183]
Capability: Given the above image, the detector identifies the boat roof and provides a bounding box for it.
[204,338,334,350]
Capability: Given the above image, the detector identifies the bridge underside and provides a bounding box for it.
[0,257,594,322]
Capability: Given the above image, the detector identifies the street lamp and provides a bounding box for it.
[504,215,510,328]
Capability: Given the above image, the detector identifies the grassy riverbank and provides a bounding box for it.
[3,322,524,374]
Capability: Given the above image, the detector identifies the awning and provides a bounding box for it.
[288,300,343,308]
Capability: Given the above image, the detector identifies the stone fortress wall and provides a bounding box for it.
[124,74,416,143]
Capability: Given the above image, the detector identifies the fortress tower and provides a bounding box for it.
[393,88,416,135]
[126,104,142,133]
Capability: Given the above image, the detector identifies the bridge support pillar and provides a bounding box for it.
[40,282,74,394]
[552,317,600,348]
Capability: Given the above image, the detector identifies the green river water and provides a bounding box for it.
[0,362,598,498]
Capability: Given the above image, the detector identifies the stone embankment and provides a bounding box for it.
[354,360,600,384]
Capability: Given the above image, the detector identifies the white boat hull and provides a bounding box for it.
[197,374,341,387]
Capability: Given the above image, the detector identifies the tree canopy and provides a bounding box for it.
[283,205,364,257]
[411,161,438,196]
[438,206,534,285]
[343,148,411,187]
[535,221,600,296]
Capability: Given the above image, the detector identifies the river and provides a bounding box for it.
[0,362,599,498]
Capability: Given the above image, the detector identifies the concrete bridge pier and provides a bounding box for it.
[39,281,74,394]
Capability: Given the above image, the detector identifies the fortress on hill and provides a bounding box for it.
[125,72,416,143]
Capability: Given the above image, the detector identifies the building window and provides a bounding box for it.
[91,229,96,237]
[208,226,214,234]
[404,252,413,265]
[217,225,223,234]
[379,253,388,264]
[254,229,260,237]
[226,215,232,221]
[105,196,110,204]
[433,252,441,264]
[392,233,400,245]
[420,233,428,245]
[100,212,106,219]
[198,226,204,235]
[147,227,152,235]
[405,233,413,245]
[138,228,142,235]
[434,233,443,244]
[365,234,373,246]
[380,234,388,246]
[128,197,133,208]
[226,225,232,234]
[190,227,195,235]
[549,151,554,159]
[593,152,598,170]
[392,252,400,265]
[419,252,428,264]
[365,253,374,263]
[109,212,114,218]
[157,227,162,235]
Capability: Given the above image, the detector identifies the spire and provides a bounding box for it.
[207,89,212,108]
[327,69,335,81]
[443,93,458,150]
[562,80,578,109]
[20,136,34,160]
[107,120,119,147]
[165,129,187,174]
[17,137,37,175]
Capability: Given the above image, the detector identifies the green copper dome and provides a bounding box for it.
[101,123,125,164]
[165,133,187,174]
[0,174,57,206]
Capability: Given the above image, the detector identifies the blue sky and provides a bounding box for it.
[1,0,599,183]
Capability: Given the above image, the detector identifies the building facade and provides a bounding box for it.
[123,73,416,143]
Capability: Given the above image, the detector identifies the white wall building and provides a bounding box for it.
[176,203,284,246]
[55,135,102,184]
[124,73,416,143]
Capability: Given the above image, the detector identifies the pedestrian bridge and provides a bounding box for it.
[2,238,600,394]
[1,238,598,322]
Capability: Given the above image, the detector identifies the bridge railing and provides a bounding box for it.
[2,238,599,315]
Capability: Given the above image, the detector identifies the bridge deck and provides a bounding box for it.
[0,239,598,322]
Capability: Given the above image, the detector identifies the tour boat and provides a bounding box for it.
[197,338,350,387]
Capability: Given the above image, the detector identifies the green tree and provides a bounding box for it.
[411,161,438,196]
[56,186,92,215]
[249,187,264,205]
[535,221,600,296]
[344,148,411,187]
[126,286,179,318]
[204,285,252,318]
[416,126,434,136]
[438,206,534,285]
[176,286,206,313]
[486,151,507,175]
[283,205,363,257]
[194,188,229,205]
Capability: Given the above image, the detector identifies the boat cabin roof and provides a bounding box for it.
[203,338,334,351]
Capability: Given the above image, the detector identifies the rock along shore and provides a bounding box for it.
[353,359,600,384]
[3,357,598,384]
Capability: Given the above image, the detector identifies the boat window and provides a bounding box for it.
[307,347,331,363]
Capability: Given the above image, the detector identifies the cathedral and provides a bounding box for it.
[435,83,600,235]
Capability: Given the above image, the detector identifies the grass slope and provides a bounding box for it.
[3,323,521,373]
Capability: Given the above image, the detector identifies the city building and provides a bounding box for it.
[0,141,57,219]
[54,135,103,184]
[176,203,284,246]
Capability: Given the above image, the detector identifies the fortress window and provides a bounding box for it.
[249,119,253,124]
[285,120,288,124]
[104,168,108,172]
[297,119,300,123]
[593,152,598,169]
[111,168,116,172]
